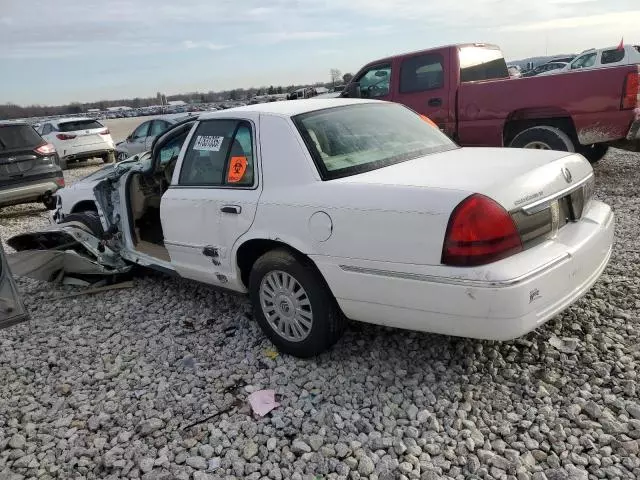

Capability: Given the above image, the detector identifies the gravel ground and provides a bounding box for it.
[1,150,639,480]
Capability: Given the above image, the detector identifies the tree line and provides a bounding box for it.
[1,71,354,120]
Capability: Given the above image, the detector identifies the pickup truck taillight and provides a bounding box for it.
[442,194,522,266]
[622,72,639,110]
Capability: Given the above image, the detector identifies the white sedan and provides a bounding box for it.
[9,99,614,357]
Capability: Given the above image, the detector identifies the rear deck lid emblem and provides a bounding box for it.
[561,167,572,183]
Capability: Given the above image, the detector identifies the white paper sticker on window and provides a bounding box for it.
[193,135,224,151]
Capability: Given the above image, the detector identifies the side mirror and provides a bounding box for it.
[345,82,361,98]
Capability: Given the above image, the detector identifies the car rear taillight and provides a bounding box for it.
[100,128,110,135]
[622,72,639,110]
[442,194,523,267]
[34,143,56,155]
[56,133,77,140]
[55,178,65,187]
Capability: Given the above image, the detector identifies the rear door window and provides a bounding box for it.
[400,54,444,93]
[58,120,104,132]
[0,125,44,150]
[149,120,170,137]
[601,49,625,64]
[179,120,255,187]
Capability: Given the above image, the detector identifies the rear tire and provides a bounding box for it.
[59,156,68,170]
[59,211,104,238]
[578,144,609,164]
[103,152,115,164]
[509,126,575,152]
[249,249,345,358]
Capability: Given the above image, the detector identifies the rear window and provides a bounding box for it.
[601,49,625,64]
[58,120,104,132]
[458,45,509,82]
[293,103,457,180]
[601,48,624,65]
[0,125,43,150]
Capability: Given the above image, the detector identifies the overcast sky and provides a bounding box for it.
[1,0,638,105]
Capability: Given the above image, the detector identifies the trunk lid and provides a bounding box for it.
[336,147,592,211]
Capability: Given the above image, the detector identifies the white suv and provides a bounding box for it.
[39,118,115,169]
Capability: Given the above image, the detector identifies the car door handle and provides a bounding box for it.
[428,97,442,107]
[220,205,241,214]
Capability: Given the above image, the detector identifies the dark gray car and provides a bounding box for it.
[115,115,189,161]
[0,122,64,209]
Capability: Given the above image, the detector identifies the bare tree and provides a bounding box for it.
[342,72,354,84]
[330,68,342,87]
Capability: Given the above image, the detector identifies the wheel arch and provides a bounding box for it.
[70,200,99,213]
[235,237,329,292]
[503,108,578,146]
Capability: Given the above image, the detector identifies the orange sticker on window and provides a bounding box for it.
[420,114,437,128]
[227,156,248,183]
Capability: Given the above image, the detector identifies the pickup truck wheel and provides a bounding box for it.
[578,144,609,164]
[509,126,575,152]
[58,211,104,237]
[249,249,344,358]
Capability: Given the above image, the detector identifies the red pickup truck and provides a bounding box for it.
[343,43,640,162]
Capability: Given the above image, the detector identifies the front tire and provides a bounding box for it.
[249,249,345,358]
[116,151,128,162]
[509,126,575,152]
[58,211,104,237]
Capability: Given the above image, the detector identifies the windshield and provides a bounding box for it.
[458,45,509,82]
[293,103,457,180]
[58,120,104,132]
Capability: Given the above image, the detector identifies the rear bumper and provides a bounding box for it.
[314,200,614,340]
[61,144,114,160]
[0,177,63,207]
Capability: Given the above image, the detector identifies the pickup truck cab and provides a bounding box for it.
[343,43,640,162]
[9,100,614,357]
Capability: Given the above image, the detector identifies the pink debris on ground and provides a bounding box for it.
[247,389,280,417]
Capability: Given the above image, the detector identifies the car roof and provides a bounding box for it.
[198,98,381,120]
[361,43,501,67]
[50,117,96,125]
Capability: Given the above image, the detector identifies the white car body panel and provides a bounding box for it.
[42,99,613,341]
[538,45,640,76]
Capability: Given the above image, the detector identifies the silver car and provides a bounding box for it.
[115,115,189,161]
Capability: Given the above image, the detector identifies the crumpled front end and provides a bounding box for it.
[7,225,130,282]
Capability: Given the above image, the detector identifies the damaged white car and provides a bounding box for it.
[8,99,614,357]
